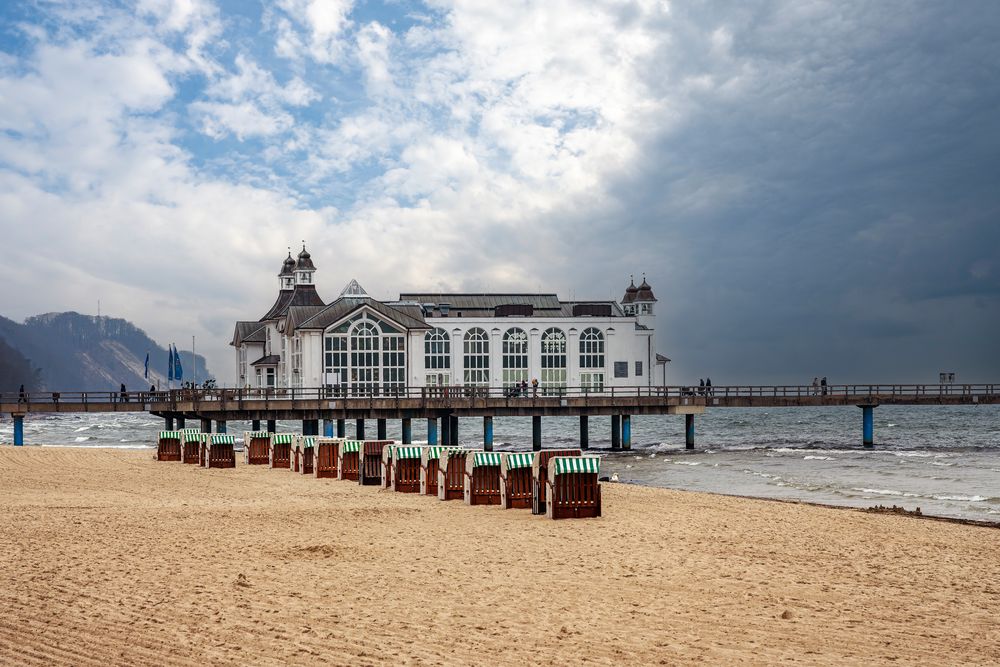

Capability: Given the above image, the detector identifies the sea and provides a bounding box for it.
[2,405,998,523]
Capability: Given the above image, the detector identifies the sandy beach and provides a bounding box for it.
[1,447,998,665]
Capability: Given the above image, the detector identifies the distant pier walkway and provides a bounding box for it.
[4,384,998,449]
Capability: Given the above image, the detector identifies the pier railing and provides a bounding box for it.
[3,383,999,406]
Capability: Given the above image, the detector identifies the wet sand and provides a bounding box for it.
[1,446,998,665]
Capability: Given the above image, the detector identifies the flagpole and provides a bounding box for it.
[193,335,197,387]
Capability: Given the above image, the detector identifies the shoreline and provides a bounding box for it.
[4,443,998,527]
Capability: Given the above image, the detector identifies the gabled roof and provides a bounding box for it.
[340,279,368,297]
[284,305,327,332]
[295,296,430,332]
[399,293,563,311]
[656,353,671,364]
[231,321,267,346]
[259,284,325,321]
[250,354,280,366]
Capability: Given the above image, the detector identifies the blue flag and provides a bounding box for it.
[173,345,183,381]
[144,352,149,380]
[168,346,174,381]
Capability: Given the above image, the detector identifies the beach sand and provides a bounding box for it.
[1,447,998,666]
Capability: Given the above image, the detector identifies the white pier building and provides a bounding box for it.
[231,247,666,394]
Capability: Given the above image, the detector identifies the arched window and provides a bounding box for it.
[540,328,567,394]
[424,328,451,387]
[502,328,528,386]
[463,328,490,386]
[579,327,605,391]
[323,312,406,396]
[351,321,380,395]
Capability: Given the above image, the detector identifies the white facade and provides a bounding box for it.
[232,254,662,394]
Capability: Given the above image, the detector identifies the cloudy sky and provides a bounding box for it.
[1,0,998,385]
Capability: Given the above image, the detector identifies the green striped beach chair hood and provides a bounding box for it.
[271,433,294,445]
[471,452,503,467]
[210,434,236,445]
[341,440,361,453]
[245,431,270,439]
[552,456,601,475]
[301,436,315,448]
[502,452,535,471]
[183,431,204,443]
[393,446,423,460]
[158,431,181,440]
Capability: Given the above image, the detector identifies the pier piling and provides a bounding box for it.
[216,420,227,434]
[377,419,387,440]
[356,419,365,440]
[201,418,212,433]
[427,417,438,445]
[402,418,412,444]
[442,415,451,446]
[302,419,318,436]
[251,419,260,431]
[267,419,276,433]
[450,415,459,445]
[13,415,24,446]
[685,413,695,449]
[323,419,333,437]
[611,415,621,450]
[580,415,589,450]
[337,419,345,438]
[483,416,493,451]
[622,414,632,450]
[532,415,542,451]
[165,416,174,430]
[861,405,875,448]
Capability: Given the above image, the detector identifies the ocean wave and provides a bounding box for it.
[931,495,987,502]
[674,461,701,466]
[74,436,91,443]
[803,455,833,461]
[851,487,921,498]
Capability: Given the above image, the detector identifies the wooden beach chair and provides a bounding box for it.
[360,440,394,486]
[338,440,361,481]
[464,452,503,506]
[205,434,237,469]
[198,433,210,467]
[156,431,182,461]
[499,452,535,509]
[243,431,271,465]
[545,456,602,519]
[313,437,343,479]
[296,436,316,475]
[438,449,479,501]
[531,449,582,515]
[269,433,293,469]
[181,430,202,464]
[390,446,423,493]
[420,446,445,496]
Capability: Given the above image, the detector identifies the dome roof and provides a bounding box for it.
[296,244,316,271]
[635,276,657,302]
[279,252,295,277]
[621,277,639,304]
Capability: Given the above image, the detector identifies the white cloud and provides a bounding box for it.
[274,0,354,64]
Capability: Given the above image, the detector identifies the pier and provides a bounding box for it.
[4,384,998,449]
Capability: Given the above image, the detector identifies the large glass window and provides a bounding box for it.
[540,328,567,395]
[502,328,528,386]
[323,312,406,396]
[463,328,490,386]
[580,327,604,369]
[290,336,302,388]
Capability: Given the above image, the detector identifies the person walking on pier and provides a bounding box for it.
[120,383,128,403]
[18,384,26,404]
[698,379,705,396]
[531,377,539,397]
[821,377,827,396]
[706,378,713,396]
[812,377,819,395]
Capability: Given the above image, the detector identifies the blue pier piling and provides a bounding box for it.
[685,413,695,450]
[622,414,632,450]
[14,415,24,446]
[483,416,493,452]
[862,405,875,448]
[532,415,542,451]
[377,419,387,440]
[337,419,345,438]
[217,421,227,434]
[427,418,438,445]
[611,414,621,449]
[356,419,365,440]
[252,419,260,431]
[402,418,412,444]
[580,415,589,450]
[324,419,334,438]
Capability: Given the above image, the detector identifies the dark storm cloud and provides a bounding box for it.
[598,0,1000,383]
